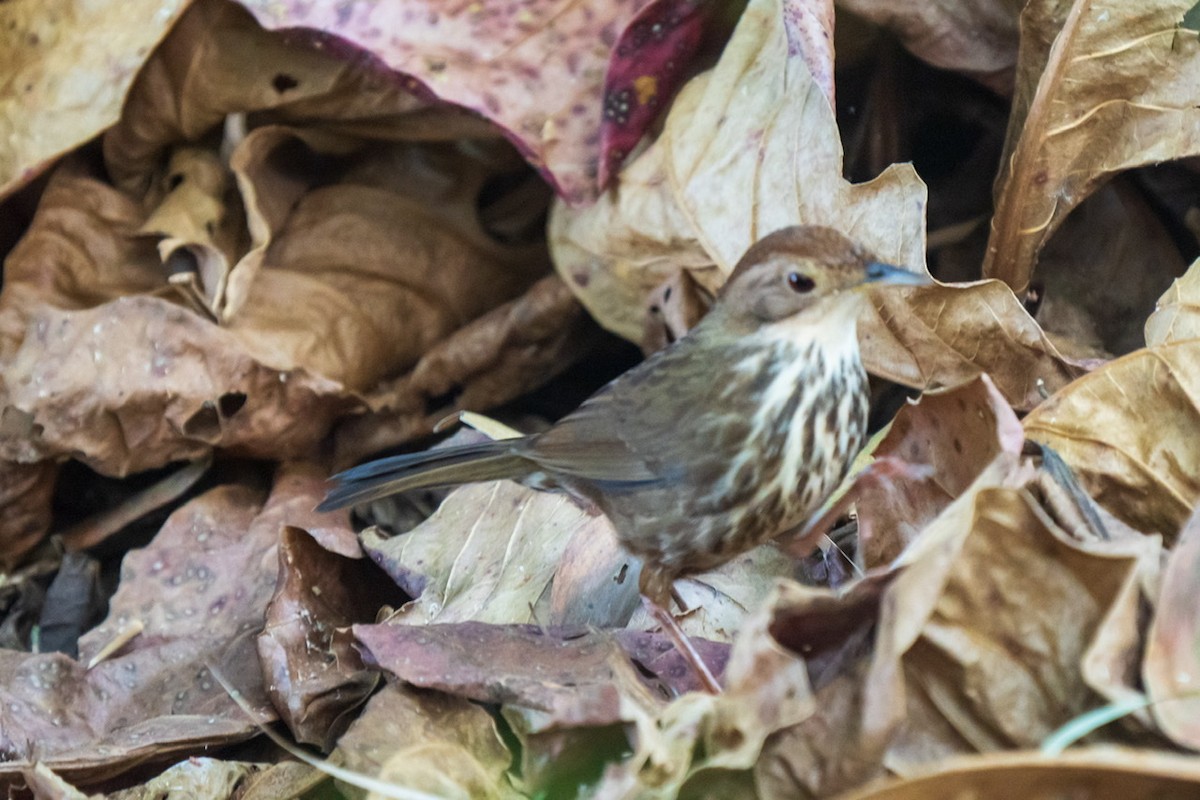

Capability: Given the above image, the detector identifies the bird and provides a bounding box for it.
[319,226,930,692]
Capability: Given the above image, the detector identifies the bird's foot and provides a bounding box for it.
[642,595,722,694]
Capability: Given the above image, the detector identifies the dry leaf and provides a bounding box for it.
[0,481,275,783]
[551,0,1076,409]
[355,622,664,725]
[1024,340,1200,535]
[0,0,190,199]
[361,481,610,626]
[856,374,1025,568]
[0,460,56,567]
[336,685,517,800]
[336,275,600,462]
[256,526,386,751]
[985,0,1200,291]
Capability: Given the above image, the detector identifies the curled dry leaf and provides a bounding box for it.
[836,0,1022,93]
[985,0,1200,291]
[1024,340,1200,536]
[862,281,1079,410]
[1144,504,1200,750]
[0,0,189,199]
[336,685,517,800]
[240,0,711,205]
[101,0,471,199]
[0,160,361,479]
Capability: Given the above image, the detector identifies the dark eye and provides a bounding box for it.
[787,271,815,293]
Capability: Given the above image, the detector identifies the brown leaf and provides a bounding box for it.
[856,375,1025,568]
[0,295,359,476]
[361,481,611,626]
[0,0,189,199]
[837,0,1021,92]
[551,0,1076,410]
[1024,340,1200,536]
[1144,504,1200,749]
[256,526,386,751]
[101,0,478,198]
[984,0,1200,291]
[336,685,517,800]
[336,275,600,461]
[354,622,664,725]
[861,281,1080,411]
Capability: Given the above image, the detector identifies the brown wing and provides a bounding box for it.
[527,336,756,488]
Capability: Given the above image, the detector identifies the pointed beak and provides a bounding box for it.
[863,261,933,286]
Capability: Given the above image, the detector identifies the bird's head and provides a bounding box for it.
[712,226,930,332]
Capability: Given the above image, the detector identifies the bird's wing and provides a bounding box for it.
[527,341,719,488]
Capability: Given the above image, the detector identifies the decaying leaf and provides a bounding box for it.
[361,481,610,627]
[551,0,1076,410]
[985,0,1200,291]
[855,374,1024,568]
[336,275,601,462]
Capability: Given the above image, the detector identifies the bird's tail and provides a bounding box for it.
[317,440,532,511]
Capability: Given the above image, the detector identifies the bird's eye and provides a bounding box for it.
[787,271,815,293]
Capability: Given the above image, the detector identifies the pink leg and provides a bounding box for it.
[643,595,721,694]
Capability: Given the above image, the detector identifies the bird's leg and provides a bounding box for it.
[642,594,722,695]
[639,568,721,694]
[781,456,934,559]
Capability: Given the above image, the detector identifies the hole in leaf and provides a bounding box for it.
[272,73,299,92]
[217,392,247,418]
[182,402,220,440]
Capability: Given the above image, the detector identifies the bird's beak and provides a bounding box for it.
[862,261,933,287]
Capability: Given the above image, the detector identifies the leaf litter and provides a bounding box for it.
[2,0,1200,797]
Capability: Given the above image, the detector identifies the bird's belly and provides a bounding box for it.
[611,355,868,573]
